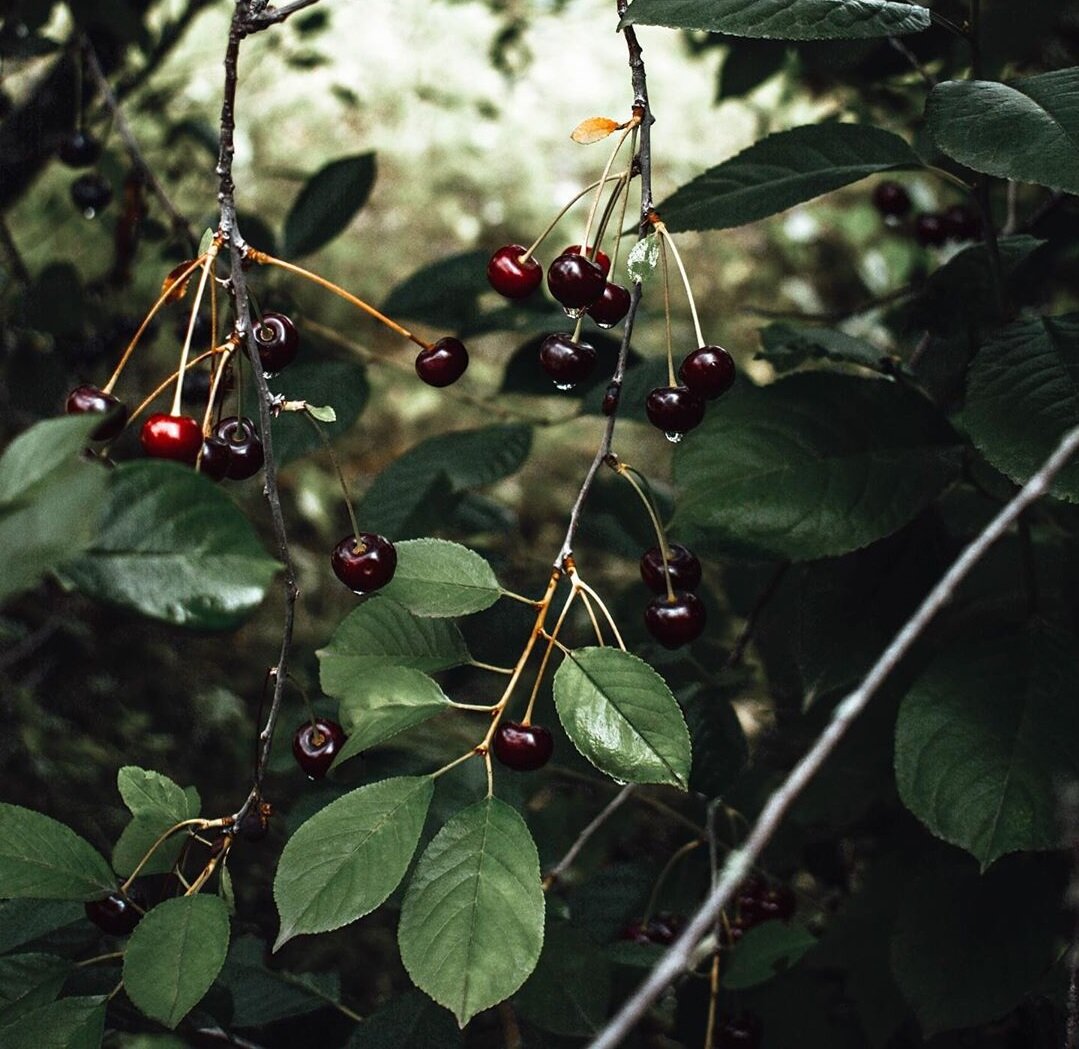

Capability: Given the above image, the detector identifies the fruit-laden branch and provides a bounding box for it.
[588,421,1079,1049]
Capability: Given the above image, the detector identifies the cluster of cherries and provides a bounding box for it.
[640,541,706,649]
[722,874,797,946]
[872,181,981,247]
[57,128,114,216]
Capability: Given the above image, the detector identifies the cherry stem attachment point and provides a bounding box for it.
[659,234,676,387]
[128,345,230,429]
[581,119,641,265]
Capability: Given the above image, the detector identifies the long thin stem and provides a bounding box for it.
[521,174,628,264]
[581,122,639,261]
[129,346,229,427]
[615,461,674,601]
[655,221,705,348]
[171,248,218,416]
[543,784,635,889]
[300,410,362,541]
[587,422,1079,1049]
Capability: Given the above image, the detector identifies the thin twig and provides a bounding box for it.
[887,36,936,88]
[251,0,323,26]
[544,784,634,888]
[588,422,1079,1049]
[724,562,788,669]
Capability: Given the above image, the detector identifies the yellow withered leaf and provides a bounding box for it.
[571,117,621,144]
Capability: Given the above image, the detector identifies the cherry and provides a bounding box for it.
[715,1013,763,1048]
[70,173,112,214]
[487,244,543,299]
[140,413,203,464]
[214,416,264,480]
[756,885,797,923]
[645,386,705,438]
[255,312,299,373]
[492,721,554,771]
[547,252,607,310]
[619,913,684,946]
[85,892,141,936]
[331,532,397,593]
[292,718,347,781]
[943,203,980,241]
[723,916,749,946]
[65,384,128,441]
[415,337,469,387]
[679,346,735,400]
[587,282,632,328]
[913,212,948,248]
[562,244,612,278]
[644,591,706,649]
[639,543,702,594]
[58,131,102,168]
[539,333,597,389]
[871,181,911,219]
[197,436,232,482]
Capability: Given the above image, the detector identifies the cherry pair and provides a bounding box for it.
[872,182,980,246]
[640,543,706,648]
[645,345,735,440]
[723,875,797,946]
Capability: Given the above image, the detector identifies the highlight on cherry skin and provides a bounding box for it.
[492,721,554,772]
[140,413,204,464]
[487,244,543,299]
[65,384,128,442]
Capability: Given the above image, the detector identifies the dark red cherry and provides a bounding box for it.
[679,346,735,400]
[140,413,203,464]
[547,253,607,310]
[715,1012,763,1048]
[236,801,273,843]
[644,591,706,649]
[71,173,112,214]
[562,244,612,279]
[58,130,102,168]
[539,333,597,389]
[255,312,299,373]
[757,885,796,923]
[331,532,397,593]
[639,543,702,594]
[943,203,980,241]
[914,213,948,248]
[645,386,705,438]
[65,384,128,441]
[214,416,264,480]
[487,244,543,299]
[492,721,554,771]
[871,181,911,219]
[416,337,469,387]
[587,282,632,328]
[292,718,347,781]
[723,916,749,946]
[85,892,141,936]
[197,436,232,481]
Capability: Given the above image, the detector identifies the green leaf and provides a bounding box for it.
[553,647,691,789]
[380,539,501,617]
[0,996,106,1049]
[359,424,532,539]
[267,361,369,465]
[197,227,214,255]
[654,123,920,232]
[926,69,1079,194]
[60,461,279,630]
[756,323,892,374]
[348,991,462,1048]
[318,598,470,686]
[673,374,961,561]
[112,768,200,878]
[330,667,452,765]
[0,900,84,955]
[306,404,337,423]
[896,620,1079,870]
[283,153,377,257]
[0,416,109,604]
[274,777,434,949]
[722,923,816,989]
[626,234,660,284]
[683,689,748,798]
[123,895,231,1029]
[0,804,115,900]
[382,249,491,330]
[890,854,1063,1035]
[963,314,1079,502]
[0,954,73,1024]
[398,798,544,1027]
[620,0,931,39]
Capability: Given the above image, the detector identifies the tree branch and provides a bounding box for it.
[250,0,324,27]
[588,422,1079,1049]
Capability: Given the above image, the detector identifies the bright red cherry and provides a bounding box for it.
[292,718,347,781]
[914,213,948,248]
[872,181,911,219]
[487,244,543,299]
[65,384,128,441]
[679,346,735,400]
[214,416,264,480]
[547,253,606,310]
[587,282,632,328]
[539,333,597,389]
[562,244,611,278]
[645,386,705,439]
[255,312,299,373]
[416,337,469,387]
[331,532,397,593]
[639,543,702,594]
[644,591,706,649]
[492,721,554,771]
[59,131,102,168]
[85,892,141,936]
[140,413,203,464]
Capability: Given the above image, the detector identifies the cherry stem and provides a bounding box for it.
[75,952,124,969]
[300,410,363,542]
[572,312,585,342]
[119,817,223,894]
[184,840,230,897]
[704,952,721,1048]
[519,174,627,264]
[128,346,230,428]
[659,234,676,387]
[643,838,703,924]
[577,588,606,646]
[431,750,479,779]
[468,659,516,676]
[171,247,218,417]
[655,221,705,349]
[606,129,638,277]
[283,672,319,734]
[103,253,207,395]
[569,569,626,649]
[199,337,239,436]
[249,249,430,350]
[499,588,545,608]
[522,587,578,724]
[581,120,640,266]
[615,461,675,602]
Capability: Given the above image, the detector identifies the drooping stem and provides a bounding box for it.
[613,460,674,601]
[300,409,362,542]
[655,221,705,349]
[581,122,639,261]
[171,248,218,416]
[520,174,628,264]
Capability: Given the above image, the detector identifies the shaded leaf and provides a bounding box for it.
[348,991,461,1048]
[0,900,84,955]
[382,250,490,332]
[756,323,893,374]
[267,361,369,465]
[682,688,748,798]
[284,153,377,258]
[722,923,816,989]
[0,954,72,1024]
[0,996,106,1049]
